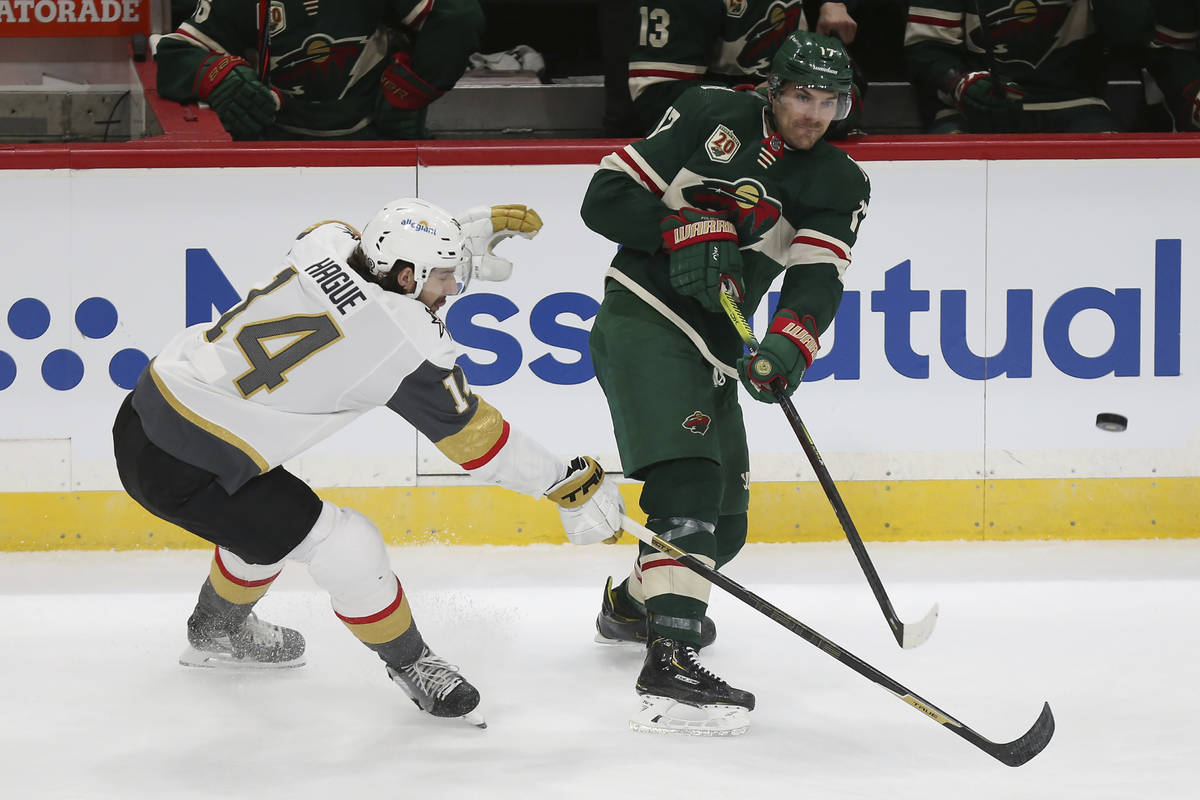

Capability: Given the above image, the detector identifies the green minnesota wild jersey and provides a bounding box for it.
[1148,0,1200,130]
[628,0,812,129]
[906,1,1152,104]
[581,85,870,373]
[157,0,481,137]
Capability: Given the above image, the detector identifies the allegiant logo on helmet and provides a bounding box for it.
[400,218,438,235]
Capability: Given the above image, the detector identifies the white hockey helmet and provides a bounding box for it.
[360,198,471,295]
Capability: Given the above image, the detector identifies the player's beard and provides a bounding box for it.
[768,106,828,151]
[786,123,825,150]
[781,113,830,150]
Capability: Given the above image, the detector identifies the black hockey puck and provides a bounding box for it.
[1095,413,1128,432]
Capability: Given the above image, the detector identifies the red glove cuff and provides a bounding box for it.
[661,208,738,252]
[195,54,250,99]
[1184,79,1200,124]
[767,310,820,368]
[381,53,443,110]
[953,71,990,106]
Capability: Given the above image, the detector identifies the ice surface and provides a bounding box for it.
[1,539,1197,799]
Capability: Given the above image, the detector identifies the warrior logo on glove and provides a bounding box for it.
[660,207,746,311]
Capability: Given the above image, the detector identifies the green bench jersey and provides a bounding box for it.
[581,85,870,373]
[157,0,482,137]
[627,0,864,135]
[1149,0,1200,130]
[906,0,1152,106]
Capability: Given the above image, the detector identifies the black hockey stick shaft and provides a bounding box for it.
[719,294,937,648]
[256,0,272,84]
[970,0,1006,98]
[620,514,1054,766]
[776,384,927,647]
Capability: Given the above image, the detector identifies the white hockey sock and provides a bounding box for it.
[286,501,397,617]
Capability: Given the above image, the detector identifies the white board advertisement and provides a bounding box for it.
[0,157,1195,494]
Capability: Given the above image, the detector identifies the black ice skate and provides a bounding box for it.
[180,610,306,669]
[387,646,486,729]
[631,637,754,736]
[594,576,717,649]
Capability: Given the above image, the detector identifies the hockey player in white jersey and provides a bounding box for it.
[112,198,623,727]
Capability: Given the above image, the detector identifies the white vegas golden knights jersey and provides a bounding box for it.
[132,221,562,496]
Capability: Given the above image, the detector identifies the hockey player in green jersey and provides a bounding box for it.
[156,0,483,140]
[627,0,863,138]
[1147,0,1200,131]
[905,0,1154,133]
[581,31,870,736]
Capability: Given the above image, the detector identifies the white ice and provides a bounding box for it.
[2,539,1197,799]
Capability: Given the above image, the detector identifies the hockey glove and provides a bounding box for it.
[380,52,444,110]
[953,71,1025,133]
[545,456,624,545]
[197,56,277,140]
[736,309,819,404]
[374,103,429,139]
[457,204,544,282]
[660,207,744,313]
[1182,80,1200,131]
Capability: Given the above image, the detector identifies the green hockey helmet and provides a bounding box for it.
[768,31,854,120]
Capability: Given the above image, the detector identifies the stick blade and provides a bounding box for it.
[899,602,939,649]
[981,702,1056,767]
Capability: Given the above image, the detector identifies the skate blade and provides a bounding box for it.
[629,695,750,737]
[460,709,488,729]
[593,631,644,648]
[420,706,487,729]
[179,645,306,670]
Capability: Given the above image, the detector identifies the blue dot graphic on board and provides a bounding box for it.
[109,348,150,390]
[76,297,119,339]
[8,297,51,339]
[42,349,84,390]
[0,351,15,390]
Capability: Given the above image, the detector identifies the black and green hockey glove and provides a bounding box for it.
[953,71,1025,133]
[196,56,277,140]
[736,309,819,403]
[660,207,744,313]
[375,100,430,139]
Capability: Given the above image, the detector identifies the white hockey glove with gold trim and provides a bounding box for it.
[545,456,624,545]
[457,204,543,282]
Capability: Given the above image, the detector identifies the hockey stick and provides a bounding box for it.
[619,514,1054,766]
[719,292,938,648]
[255,0,272,84]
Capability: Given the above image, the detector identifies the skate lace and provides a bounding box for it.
[237,613,284,647]
[682,646,727,686]
[402,651,464,700]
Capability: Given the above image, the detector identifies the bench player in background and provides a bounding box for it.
[1147,0,1200,131]
[157,0,483,140]
[580,31,870,735]
[905,0,1155,133]
[627,0,864,139]
[112,199,623,728]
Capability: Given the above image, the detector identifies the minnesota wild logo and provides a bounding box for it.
[680,178,782,245]
[740,1,807,73]
[977,1,1074,70]
[682,411,711,436]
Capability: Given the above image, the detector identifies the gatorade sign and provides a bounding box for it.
[0,0,149,36]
